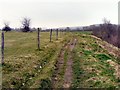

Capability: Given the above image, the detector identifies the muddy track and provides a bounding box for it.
[63,38,77,88]
[52,40,71,88]
[52,38,77,88]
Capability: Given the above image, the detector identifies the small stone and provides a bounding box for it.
[29,77,32,79]
[22,83,25,86]
[40,66,42,68]
[55,77,57,80]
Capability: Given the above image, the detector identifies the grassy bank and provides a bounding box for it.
[72,32,120,88]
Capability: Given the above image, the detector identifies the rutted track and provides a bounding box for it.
[52,38,77,88]
[52,40,70,88]
[63,38,77,88]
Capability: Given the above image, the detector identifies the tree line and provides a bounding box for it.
[2,17,31,32]
[92,18,120,48]
[1,17,120,48]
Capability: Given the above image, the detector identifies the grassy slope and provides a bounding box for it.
[72,32,120,88]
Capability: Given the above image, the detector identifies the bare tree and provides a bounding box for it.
[93,18,118,47]
[21,17,31,32]
[66,27,70,32]
[2,21,11,32]
[4,22,9,27]
[102,18,111,24]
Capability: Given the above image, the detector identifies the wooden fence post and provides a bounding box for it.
[56,29,58,40]
[37,28,40,50]
[60,29,61,38]
[50,29,52,42]
[1,31,4,64]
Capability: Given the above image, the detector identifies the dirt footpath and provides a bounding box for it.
[52,38,77,88]
[63,38,77,88]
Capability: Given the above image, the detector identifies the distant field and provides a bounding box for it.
[2,31,120,89]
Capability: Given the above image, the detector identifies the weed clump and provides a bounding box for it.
[95,54,111,61]
[39,78,52,89]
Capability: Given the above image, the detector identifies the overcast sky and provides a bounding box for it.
[0,0,119,28]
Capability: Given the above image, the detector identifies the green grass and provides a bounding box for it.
[2,31,72,88]
[71,32,120,88]
[2,31,120,89]
[95,54,111,61]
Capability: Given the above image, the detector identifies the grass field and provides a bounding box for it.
[2,31,120,89]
